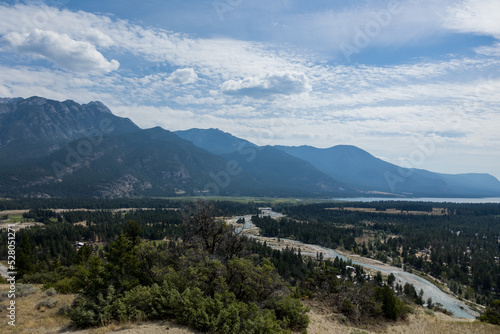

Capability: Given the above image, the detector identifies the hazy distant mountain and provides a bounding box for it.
[176,129,353,196]
[1,97,499,198]
[276,145,500,197]
[175,128,256,155]
[221,146,352,196]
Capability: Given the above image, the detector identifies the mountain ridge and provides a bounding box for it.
[176,128,500,197]
[1,96,499,198]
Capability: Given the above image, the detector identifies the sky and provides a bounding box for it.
[0,0,499,179]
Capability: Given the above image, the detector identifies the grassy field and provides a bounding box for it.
[157,196,302,204]
[326,207,448,216]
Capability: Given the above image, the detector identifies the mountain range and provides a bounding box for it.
[1,96,499,199]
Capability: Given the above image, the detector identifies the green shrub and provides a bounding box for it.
[478,299,500,325]
[376,285,408,320]
[35,298,59,310]
[70,295,100,327]
[1,283,39,301]
[57,302,71,317]
[50,276,80,294]
[239,303,285,334]
[267,295,309,331]
[340,298,360,321]
[424,308,435,316]
[43,287,57,297]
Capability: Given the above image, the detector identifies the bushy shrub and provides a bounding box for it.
[70,300,99,328]
[57,303,71,316]
[70,280,302,333]
[376,285,409,320]
[49,276,80,294]
[15,283,39,297]
[43,287,57,297]
[267,295,310,330]
[478,300,500,325]
[35,298,59,310]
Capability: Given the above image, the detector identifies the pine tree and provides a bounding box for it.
[16,233,36,278]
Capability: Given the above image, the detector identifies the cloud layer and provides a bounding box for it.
[2,29,119,72]
[221,72,311,98]
[0,2,499,177]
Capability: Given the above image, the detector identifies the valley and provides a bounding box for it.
[2,1,500,333]
[1,198,499,333]
[1,97,500,333]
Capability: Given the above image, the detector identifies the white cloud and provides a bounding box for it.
[444,0,500,39]
[475,43,500,56]
[167,68,198,85]
[2,29,119,73]
[221,72,311,98]
[84,28,115,47]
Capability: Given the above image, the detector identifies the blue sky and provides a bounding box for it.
[1,0,500,179]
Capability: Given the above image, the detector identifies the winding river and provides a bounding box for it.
[231,213,479,319]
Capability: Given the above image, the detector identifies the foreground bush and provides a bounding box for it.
[70,281,305,333]
[478,300,500,325]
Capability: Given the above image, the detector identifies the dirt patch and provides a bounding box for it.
[0,221,44,231]
[303,300,497,334]
[0,210,29,216]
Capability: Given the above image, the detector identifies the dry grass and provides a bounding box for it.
[355,230,378,245]
[0,284,74,333]
[0,284,198,334]
[303,300,499,334]
[1,283,497,334]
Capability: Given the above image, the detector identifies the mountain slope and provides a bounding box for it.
[221,146,352,196]
[174,128,256,155]
[276,145,500,197]
[175,128,353,196]
[0,126,260,198]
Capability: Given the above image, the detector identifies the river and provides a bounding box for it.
[231,212,480,319]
